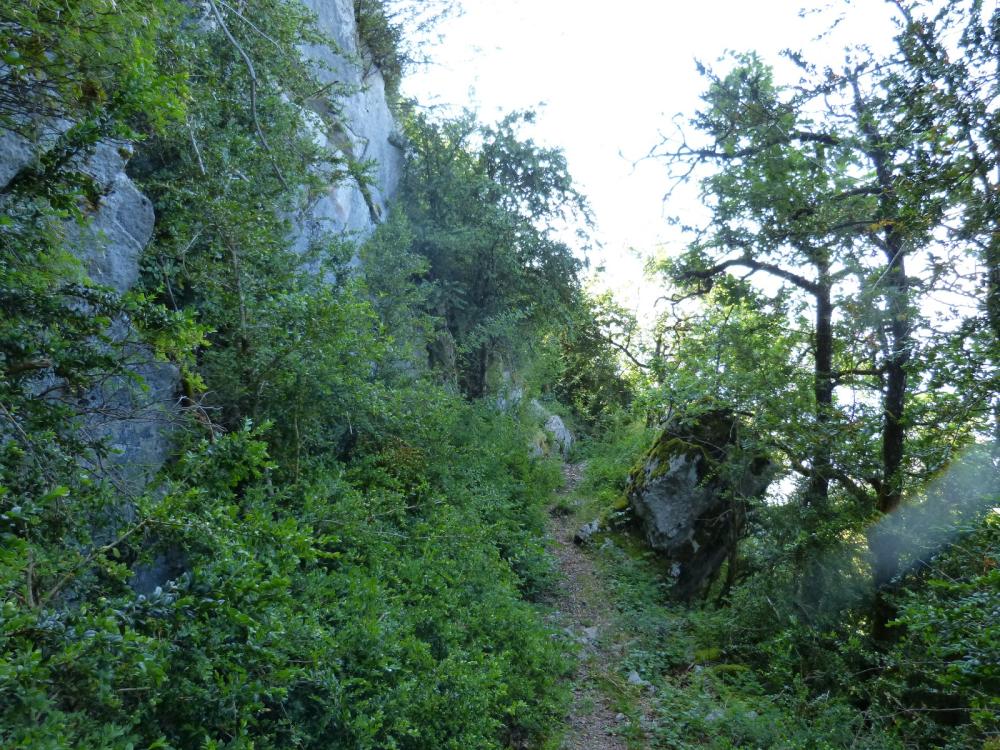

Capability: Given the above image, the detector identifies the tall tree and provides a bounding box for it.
[887,0,1000,438]
[657,57,876,509]
[399,111,590,398]
[654,44,978,633]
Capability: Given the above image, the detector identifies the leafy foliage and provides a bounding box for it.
[0,0,187,132]
[1,2,576,748]
[1,401,572,749]
[397,109,589,398]
[5,0,996,747]
[565,1,1000,746]
[538,293,635,432]
[353,0,404,99]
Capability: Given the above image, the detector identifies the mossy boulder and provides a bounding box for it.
[626,410,771,599]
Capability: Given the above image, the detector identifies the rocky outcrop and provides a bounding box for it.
[528,399,574,458]
[1,1,402,488]
[67,141,154,293]
[72,143,179,487]
[1,130,178,489]
[295,0,403,249]
[495,379,574,459]
[0,133,155,289]
[626,411,771,599]
[544,414,574,457]
[573,519,601,545]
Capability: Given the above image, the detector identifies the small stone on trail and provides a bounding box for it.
[627,670,647,686]
[573,519,601,545]
[615,713,626,722]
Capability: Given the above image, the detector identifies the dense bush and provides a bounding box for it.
[1,394,572,748]
[353,0,404,99]
[1,1,578,747]
[395,110,589,398]
[579,421,1000,748]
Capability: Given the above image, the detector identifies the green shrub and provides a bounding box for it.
[0,3,574,747]
[1,389,573,748]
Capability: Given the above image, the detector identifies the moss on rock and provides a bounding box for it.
[625,410,771,600]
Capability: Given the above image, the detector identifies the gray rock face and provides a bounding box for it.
[0,129,36,187]
[1,133,154,291]
[1,127,180,489]
[69,141,155,294]
[526,399,574,458]
[76,343,179,489]
[2,4,404,600]
[2,2,403,493]
[496,372,525,412]
[573,519,601,545]
[75,143,177,488]
[630,452,714,552]
[296,0,403,246]
[544,414,574,457]
[1,122,179,489]
[627,411,771,599]
[0,117,71,187]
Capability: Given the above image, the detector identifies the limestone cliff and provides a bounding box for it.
[0,1,402,483]
[295,0,403,250]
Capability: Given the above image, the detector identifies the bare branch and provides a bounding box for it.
[596,329,653,371]
[679,254,820,295]
[832,366,885,382]
[660,130,841,163]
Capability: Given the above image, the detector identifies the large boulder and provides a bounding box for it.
[626,410,771,599]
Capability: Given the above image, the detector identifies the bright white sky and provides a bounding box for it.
[400,1,899,319]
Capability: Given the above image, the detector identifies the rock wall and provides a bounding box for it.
[0,130,178,489]
[0,134,155,296]
[68,142,179,488]
[530,403,574,458]
[0,1,402,484]
[295,0,403,252]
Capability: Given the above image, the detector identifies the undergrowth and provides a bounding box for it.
[1,390,573,749]
[577,425,1000,750]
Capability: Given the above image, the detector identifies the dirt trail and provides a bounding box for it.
[548,462,637,750]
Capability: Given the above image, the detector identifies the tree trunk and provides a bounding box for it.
[852,75,912,639]
[870,229,911,639]
[795,277,836,617]
[983,198,1000,441]
[807,277,834,507]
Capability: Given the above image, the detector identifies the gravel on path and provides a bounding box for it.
[547,462,637,750]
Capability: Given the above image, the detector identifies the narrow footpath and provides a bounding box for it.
[548,462,644,750]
